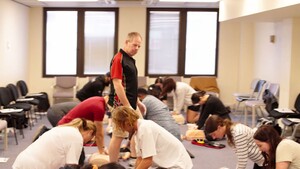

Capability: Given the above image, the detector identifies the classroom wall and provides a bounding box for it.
[0,0,29,86]
[1,0,300,108]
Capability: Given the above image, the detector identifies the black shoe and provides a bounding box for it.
[32,124,49,142]
[186,149,195,158]
[120,147,131,153]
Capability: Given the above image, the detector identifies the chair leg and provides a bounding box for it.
[20,128,24,138]
[3,127,8,150]
[27,110,32,130]
[235,102,241,114]
[251,106,256,128]
[12,119,18,145]
[290,123,300,141]
[244,106,248,125]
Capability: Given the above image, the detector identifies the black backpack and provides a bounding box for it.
[262,89,279,113]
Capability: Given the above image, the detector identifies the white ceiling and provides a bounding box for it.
[12,0,300,22]
[12,0,220,8]
[226,3,300,22]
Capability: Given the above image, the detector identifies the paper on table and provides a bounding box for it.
[274,108,294,113]
[287,118,300,123]
[17,98,34,101]
[26,93,43,96]
[0,109,23,113]
[0,157,9,163]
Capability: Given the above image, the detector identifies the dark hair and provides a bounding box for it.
[137,87,148,95]
[204,115,235,147]
[60,164,80,169]
[99,162,125,169]
[191,90,206,104]
[105,72,110,77]
[154,77,164,84]
[253,125,282,169]
[161,78,176,96]
[148,84,161,98]
[80,164,94,169]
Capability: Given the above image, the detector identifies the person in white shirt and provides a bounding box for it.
[161,77,197,122]
[112,106,193,169]
[12,118,96,169]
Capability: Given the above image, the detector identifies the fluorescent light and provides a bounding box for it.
[41,0,98,1]
[163,0,219,1]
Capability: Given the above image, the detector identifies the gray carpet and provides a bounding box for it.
[0,113,255,169]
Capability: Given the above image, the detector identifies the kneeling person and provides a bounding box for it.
[112,106,193,169]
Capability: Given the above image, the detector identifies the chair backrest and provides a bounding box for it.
[267,83,280,98]
[252,80,266,99]
[52,76,78,101]
[55,76,77,89]
[6,84,20,101]
[0,87,14,107]
[294,93,300,112]
[250,78,260,90]
[16,80,29,96]
[189,76,220,94]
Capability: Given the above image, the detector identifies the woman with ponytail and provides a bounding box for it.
[13,118,96,169]
[204,115,264,169]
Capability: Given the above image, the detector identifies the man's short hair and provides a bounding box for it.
[137,87,148,95]
[106,72,111,77]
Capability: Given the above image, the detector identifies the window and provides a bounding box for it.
[43,8,118,77]
[146,8,219,77]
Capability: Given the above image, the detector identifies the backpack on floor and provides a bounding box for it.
[37,92,50,112]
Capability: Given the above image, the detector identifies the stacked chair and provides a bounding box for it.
[17,80,50,113]
[0,87,27,145]
[0,119,8,149]
[269,93,300,141]
[6,83,39,128]
[243,82,279,127]
[233,79,266,114]
[0,81,50,146]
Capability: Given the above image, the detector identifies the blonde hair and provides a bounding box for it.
[61,118,97,136]
[112,106,139,132]
[126,32,142,42]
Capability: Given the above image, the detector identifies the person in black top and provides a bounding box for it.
[191,90,231,130]
[76,72,111,101]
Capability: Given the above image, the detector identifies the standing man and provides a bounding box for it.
[107,32,145,162]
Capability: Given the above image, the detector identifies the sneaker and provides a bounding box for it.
[128,157,136,167]
[32,124,49,142]
[106,126,113,137]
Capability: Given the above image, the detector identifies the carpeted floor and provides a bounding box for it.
[0,112,256,169]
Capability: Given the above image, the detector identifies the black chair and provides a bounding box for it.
[0,87,31,134]
[269,93,300,138]
[0,87,27,144]
[7,83,39,128]
[17,80,50,112]
[0,109,25,145]
[7,83,39,105]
